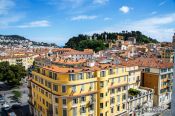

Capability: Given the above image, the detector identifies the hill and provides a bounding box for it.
[0,35,58,47]
[64,31,158,52]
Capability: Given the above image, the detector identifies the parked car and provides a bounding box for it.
[2,102,10,110]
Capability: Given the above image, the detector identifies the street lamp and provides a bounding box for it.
[171,33,175,116]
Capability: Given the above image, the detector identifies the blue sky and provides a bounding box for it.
[0,0,175,46]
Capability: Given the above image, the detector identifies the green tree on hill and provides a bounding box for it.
[64,31,158,52]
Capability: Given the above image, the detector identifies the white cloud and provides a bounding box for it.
[119,6,130,14]
[159,0,167,6]
[0,15,24,28]
[88,13,175,42]
[126,14,175,41]
[71,15,97,21]
[104,17,111,21]
[0,0,15,15]
[18,20,50,28]
[93,0,109,4]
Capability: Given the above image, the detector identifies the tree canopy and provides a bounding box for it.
[0,62,26,85]
[64,31,158,52]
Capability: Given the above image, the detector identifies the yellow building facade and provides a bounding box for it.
[28,64,128,116]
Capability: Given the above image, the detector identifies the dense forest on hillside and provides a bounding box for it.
[64,31,158,52]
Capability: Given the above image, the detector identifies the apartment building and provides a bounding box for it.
[159,47,174,62]
[121,60,154,116]
[125,65,141,89]
[28,62,129,116]
[0,55,38,69]
[122,58,173,107]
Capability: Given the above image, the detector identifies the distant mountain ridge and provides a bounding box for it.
[0,35,58,47]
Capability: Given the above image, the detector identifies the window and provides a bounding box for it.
[117,105,120,111]
[111,78,114,84]
[118,77,120,83]
[80,106,86,113]
[53,73,57,80]
[72,98,78,105]
[123,86,127,91]
[145,68,150,72]
[122,103,125,109]
[100,81,104,88]
[168,68,171,71]
[89,104,94,111]
[72,108,77,116]
[100,113,103,116]
[117,95,120,103]
[81,85,84,91]
[53,84,58,91]
[110,89,115,94]
[101,71,106,77]
[161,68,167,73]
[90,83,94,90]
[81,96,86,102]
[106,92,108,96]
[116,68,118,73]
[122,67,125,72]
[100,103,103,108]
[49,71,52,78]
[42,99,45,105]
[72,86,76,92]
[109,69,113,75]
[55,107,58,114]
[62,98,67,105]
[122,94,126,100]
[118,87,121,92]
[62,85,66,93]
[48,82,51,89]
[124,76,126,81]
[55,98,58,103]
[87,72,92,79]
[100,93,104,98]
[111,107,114,113]
[42,69,45,75]
[78,73,84,80]
[63,109,67,116]
[105,112,108,116]
[69,74,75,81]
[40,78,44,84]
[110,98,115,105]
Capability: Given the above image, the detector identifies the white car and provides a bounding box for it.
[2,102,10,109]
